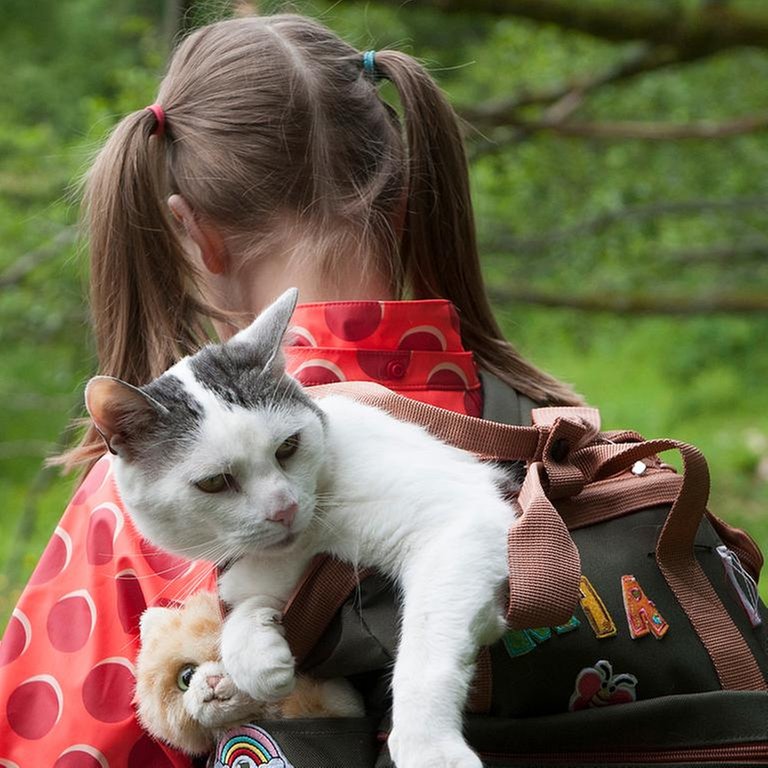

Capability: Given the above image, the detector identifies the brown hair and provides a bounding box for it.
[61,13,580,471]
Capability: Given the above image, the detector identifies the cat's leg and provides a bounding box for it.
[387,525,508,768]
[221,595,296,702]
[219,552,310,702]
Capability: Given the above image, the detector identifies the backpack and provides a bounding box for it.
[208,373,768,768]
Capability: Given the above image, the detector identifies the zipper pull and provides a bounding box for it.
[717,545,762,628]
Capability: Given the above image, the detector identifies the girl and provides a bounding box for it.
[0,13,578,767]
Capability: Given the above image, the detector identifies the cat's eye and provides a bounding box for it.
[177,664,196,691]
[194,473,237,493]
[275,432,301,463]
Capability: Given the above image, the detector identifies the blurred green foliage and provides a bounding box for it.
[1,0,767,625]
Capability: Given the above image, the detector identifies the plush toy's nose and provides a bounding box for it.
[206,675,223,690]
[268,502,298,527]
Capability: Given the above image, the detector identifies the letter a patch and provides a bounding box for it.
[621,575,669,640]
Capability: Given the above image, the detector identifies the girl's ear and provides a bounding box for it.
[85,376,165,458]
[167,194,229,275]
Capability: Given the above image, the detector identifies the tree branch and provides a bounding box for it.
[499,112,768,140]
[460,44,690,130]
[488,286,768,315]
[662,239,768,265]
[485,196,768,252]
[383,0,768,55]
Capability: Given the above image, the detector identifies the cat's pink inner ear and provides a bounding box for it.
[84,376,157,456]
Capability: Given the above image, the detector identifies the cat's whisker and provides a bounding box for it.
[314,496,387,508]
[306,512,338,537]
[174,571,219,606]
[171,558,230,605]
[156,540,226,557]
[109,544,221,586]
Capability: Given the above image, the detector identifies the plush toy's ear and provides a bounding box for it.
[182,590,223,622]
[138,606,171,642]
[229,287,299,372]
[85,376,164,458]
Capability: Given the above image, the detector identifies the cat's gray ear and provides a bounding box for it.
[229,287,299,373]
[85,376,165,458]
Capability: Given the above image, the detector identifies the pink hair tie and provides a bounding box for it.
[145,103,166,138]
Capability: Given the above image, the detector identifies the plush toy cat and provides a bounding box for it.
[135,590,364,756]
[87,288,517,768]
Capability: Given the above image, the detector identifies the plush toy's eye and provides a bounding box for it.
[194,473,237,493]
[177,664,196,691]
[275,432,301,463]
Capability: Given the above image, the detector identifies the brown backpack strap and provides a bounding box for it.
[282,555,373,667]
[308,381,542,461]
[467,646,493,713]
[507,461,582,629]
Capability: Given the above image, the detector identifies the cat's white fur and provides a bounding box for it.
[90,289,515,768]
[217,396,513,768]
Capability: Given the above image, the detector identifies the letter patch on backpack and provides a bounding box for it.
[621,575,669,640]
[213,724,294,767]
[502,616,580,658]
[578,575,617,639]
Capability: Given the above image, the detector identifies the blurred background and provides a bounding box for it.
[2,0,768,625]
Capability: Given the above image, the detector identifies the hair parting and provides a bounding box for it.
[60,13,580,474]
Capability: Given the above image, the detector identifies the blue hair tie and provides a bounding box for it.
[363,50,377,76]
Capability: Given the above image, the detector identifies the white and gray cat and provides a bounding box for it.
[86,288,517,768]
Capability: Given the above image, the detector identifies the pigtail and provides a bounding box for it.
[374,51,582,406]
[56,16,582,476]
[57,109,217,471]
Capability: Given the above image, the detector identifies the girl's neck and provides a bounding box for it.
[207,246,397,340]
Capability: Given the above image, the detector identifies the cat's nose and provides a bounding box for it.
[268,502,298,527]
[206,675,223,690]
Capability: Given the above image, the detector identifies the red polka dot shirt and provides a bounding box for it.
[0,300,482,767]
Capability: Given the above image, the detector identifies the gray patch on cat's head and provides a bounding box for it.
[189,343,322,420]
[189,287,324,421]
[129,374,204,469]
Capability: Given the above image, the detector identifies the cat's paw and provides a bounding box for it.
[224,638,296,702]
[389,732,482,768]
[221,611,296,702]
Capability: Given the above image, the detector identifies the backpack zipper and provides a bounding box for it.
[480,742,768,764]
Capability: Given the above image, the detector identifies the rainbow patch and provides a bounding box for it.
[213,724,293,767]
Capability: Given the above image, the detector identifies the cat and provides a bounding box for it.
[86,287,517,768]
[135,590,364,756]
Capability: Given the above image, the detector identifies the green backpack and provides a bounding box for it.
[209,373,768,768]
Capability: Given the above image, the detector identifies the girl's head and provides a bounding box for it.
[72,12,579,468]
